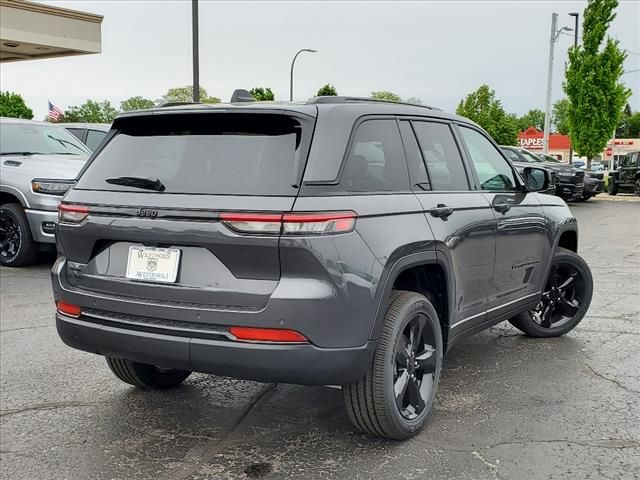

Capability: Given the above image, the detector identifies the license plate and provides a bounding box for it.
[125,246,181,283]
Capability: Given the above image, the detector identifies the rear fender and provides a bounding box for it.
[368,251,454,343]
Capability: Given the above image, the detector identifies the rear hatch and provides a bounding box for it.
[57,109,315,310]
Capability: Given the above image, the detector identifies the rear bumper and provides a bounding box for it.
[56,313,375,385]
[25,209,57,243]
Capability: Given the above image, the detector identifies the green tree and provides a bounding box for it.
[161,86,220,104]
[564,0,631,168]
[627,112,640,138]
[370,91,401,102]
[552,99,571,134]
[249,87,275,101]
[405,97,422,105]
[455,85,519,145]
[615,103,632,137]
[316,84,338,96]
[0,91,33,119]
[517,109,545,131]
[63,100,119,123]
[120,96,155,112]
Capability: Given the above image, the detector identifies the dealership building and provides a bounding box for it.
[518,126,638,167]
[0,0,102,63]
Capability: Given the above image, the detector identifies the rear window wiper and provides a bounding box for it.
[105,176,165,192]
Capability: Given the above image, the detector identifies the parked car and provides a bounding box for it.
[0,118,91,266]
[52,96,593,440]
[63,123,110,152]
[501,146,586,200]
[589,161,604,172]
[498,147,556,195]
[608,151,640,196]
[529,151,604,201]
[535,152,563,164]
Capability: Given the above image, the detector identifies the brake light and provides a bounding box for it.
[229,326,308,343]
[58,204,89,223]
[56,301,81,317]
[220,211,357,235]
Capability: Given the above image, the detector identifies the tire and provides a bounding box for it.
[581,194,592,201]
[106,357,191,389]
[343,290,443,440]
[509,247,592,338]
[0,203,38,267]
[635,179,640,196]
[608,179,618,195]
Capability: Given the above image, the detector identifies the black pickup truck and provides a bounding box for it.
[608,151,640,196]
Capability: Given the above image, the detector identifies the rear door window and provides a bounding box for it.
[411,121,470,191]
[75,113,311,196]
[398,120,430,191]
[341,119,410,192]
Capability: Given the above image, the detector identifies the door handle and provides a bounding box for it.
[429,204,454,219]
[493,203,511,214]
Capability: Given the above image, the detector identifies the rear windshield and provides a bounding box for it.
[75,113,310,196]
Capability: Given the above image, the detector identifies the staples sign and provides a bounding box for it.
[519,137,543,149]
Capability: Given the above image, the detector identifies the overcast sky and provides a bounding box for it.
[2,1,639,120]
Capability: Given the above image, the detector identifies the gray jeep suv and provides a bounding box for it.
[52,97,593,440]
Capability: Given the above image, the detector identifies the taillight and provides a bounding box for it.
[229,326,308,343]
[219,212,283,234]
[220,211,357,235]
[58,204,89,224]
[282,212,356,234]
[56,301,81,317]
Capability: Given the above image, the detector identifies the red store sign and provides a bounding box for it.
[517,127,571,150]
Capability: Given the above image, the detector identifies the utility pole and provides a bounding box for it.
[543,13,558,154]
[192,0,200,102]
[543,13,572,155]
[567,12,579,164]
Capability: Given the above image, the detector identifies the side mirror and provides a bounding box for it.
[523,167,550,192]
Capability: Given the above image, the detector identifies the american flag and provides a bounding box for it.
[48,101,63,122]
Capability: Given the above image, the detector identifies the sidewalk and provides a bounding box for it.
[592,193,640,202]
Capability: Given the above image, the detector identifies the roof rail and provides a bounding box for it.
[307,96,442,111]
[157,101,200,108]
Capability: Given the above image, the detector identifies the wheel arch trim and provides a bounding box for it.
[0,185,29,207]
[368,251,454,342]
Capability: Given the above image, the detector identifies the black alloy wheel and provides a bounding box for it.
[393,313,437,420]
[343,291,443,440]
[531,263,585,329]
[509,247,593,338]
[0,211,21,263]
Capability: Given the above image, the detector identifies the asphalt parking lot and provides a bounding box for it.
[1,194,639,480]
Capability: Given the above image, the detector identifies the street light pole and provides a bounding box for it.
[192,0,200,102]
[290,49,317,102]
[567,12,579,164]
[543,13,572,154]
[543,13,559,154]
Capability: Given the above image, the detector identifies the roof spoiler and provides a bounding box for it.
[230,89,257,103]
